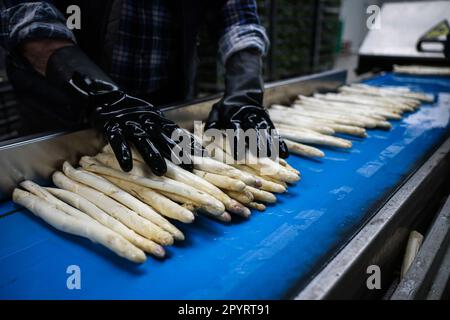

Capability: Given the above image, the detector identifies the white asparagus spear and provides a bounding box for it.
[294,101,392,129]
[155,190,240,220]
[271,104,356,126]
[182,203,197,212]
[393,64,450,76]
[306,99,401,121]
[225,189,254,205]
[62,162,184,241]
[52,171,174,246]
[338,93,416,111]
[287,106,369,128]
[103,143,259,188]
[255,176,286,193]
[215,130,300,183]
[291,104,377,128]
[191,129,266,188]
[193,169,246,192]
[273,157,299,174]
[97,152,227,211]
[80,170,185,240]
[314,93,408,113]
[272,111,367,137]
[282,161,299,174]
[102,176,195,223]
[293,101,382,126]
[293,100,397,122]
[20,180,94,222]
[283,139,325,158]
[162,159,249,217]
[248,202,266,211]
[86,155,225,216]
[341,85,424,102]
[274,119,366,140]
[245,152,300,183]
[158,190,200,208]
[312,94,404,117]
[340,87,421,108]
[400,230,424,278]
[235,164,288,187]
[297,95,388,117]
[245,186,276,203]
[203,211,232,222]
[271,104,366,125]
[63,161,184,240]
[191,155,261,187]
[46,187,165,256]
[13,188,146,263]
[260,177,286,193]
[225,164,286,193]
[350,83,432,102]
[209,131,296,183]
[267,111,336,135]
[278,127,352,148]
[209,146,262,184]
[18,182,158,258]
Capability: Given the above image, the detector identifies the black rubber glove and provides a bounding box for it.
[205,49,289,160]
[46,45,199,175]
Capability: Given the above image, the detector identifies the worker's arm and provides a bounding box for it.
[0,1,76,74]
[1,1,199,175]
[205,0,289,160]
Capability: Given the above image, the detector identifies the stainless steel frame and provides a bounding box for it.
[391,193,450,300]
[0,69,347,200]
[295,137,450,299]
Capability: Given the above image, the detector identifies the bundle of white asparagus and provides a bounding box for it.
[268,83,430,158]
[393,65,450,76]
[13,135,300,263]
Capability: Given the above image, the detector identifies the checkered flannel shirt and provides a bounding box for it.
[0,0,269,95]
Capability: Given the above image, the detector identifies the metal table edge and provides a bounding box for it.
[294,136,450,300]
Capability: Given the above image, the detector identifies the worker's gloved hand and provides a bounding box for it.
[205,49,289,160]
[71,73,200,175]
[46,46,199,175]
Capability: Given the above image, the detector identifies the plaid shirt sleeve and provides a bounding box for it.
[217,0,269,65]
[0,1,76,52]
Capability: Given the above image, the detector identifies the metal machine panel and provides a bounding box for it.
[357,1,450,73]
[359,1,449,58]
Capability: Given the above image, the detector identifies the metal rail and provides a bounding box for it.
[391,192,450,299]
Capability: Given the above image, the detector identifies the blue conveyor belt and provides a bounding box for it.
[1,73,450,299]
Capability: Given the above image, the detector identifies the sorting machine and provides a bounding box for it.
[357,1,450,74]
[0,69,449,299]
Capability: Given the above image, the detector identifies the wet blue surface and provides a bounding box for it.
[1,73,450,299]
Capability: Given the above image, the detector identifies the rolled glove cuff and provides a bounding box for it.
[222,48,265,109]
[46,45,116,107]
[46,45,114,85]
